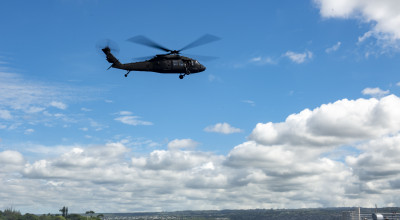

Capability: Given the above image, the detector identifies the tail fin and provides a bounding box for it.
[102,47,122,69]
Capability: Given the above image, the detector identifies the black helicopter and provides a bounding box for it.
[101,34,219,79]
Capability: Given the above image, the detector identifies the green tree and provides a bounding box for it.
[2,207,21,220]
[67,214,84,220]
[23,213,39,220]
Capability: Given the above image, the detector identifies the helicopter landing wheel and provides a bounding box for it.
[179,75,184,79]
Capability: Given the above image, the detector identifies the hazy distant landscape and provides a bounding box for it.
[98,207,400,220]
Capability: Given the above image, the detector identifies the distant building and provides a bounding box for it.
[342,207,400,220]
[342,207,360,220]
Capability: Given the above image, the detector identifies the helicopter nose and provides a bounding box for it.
[200,64,206,71]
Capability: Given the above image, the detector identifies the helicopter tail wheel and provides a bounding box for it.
[125,71,131,77]
[179,74,184,79]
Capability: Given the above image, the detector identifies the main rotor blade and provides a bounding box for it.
[127,35,171,52]
[179,34,220,52]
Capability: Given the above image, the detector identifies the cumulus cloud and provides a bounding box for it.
[0,150,25,165]
[3,95,400,213]
[314,0,400,48]
[345,134,400,197]
[114,111,153,126]
[362,87,390,97]
[0,150,25,172]
[7,143,228,213]
[204,122,243,134]
[283,50,313,63]
[325,41,342,53]
[249,95,400,147]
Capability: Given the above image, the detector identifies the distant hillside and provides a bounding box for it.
[100,207,400,220]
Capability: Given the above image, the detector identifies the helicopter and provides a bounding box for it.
[101,34,219,79]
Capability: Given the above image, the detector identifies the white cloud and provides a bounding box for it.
[0,72,72,112]
[361,87,390,97]
[242,100,256,107]
[0,150,25,172]
[0,71,94,130]
[49,101,67,110]
[89,118,108,131]
[24,128,34,135]
[26,106,45,114]
[249,95,400,147]
[115,116,153,126]
[204,122,243,134]
[119,111,133,116]
[314,0,400,48]
[167,139,199,150]
[4,95,400,213]
[283,50,313,63]
[345,134,400,197]
[250,56,277,65]
[396,82,400,86]
[0,150,24,166]
[325,41,342,53]
[0,109,12,120]
[114,111,153,126]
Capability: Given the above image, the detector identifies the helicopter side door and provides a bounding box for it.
[153,60,172,73]
[162,60,172,71]
[172,60,185,73]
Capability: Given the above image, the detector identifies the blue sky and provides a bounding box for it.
[2,0,400,214]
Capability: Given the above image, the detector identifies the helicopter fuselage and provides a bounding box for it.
[120,55,206,74]
[102,47,206,79]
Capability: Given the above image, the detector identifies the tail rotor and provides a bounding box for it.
[96,39,120,54]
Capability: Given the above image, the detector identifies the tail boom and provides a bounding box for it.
[102,47,123,69]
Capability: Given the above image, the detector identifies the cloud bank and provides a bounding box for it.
[2,94,400,213]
